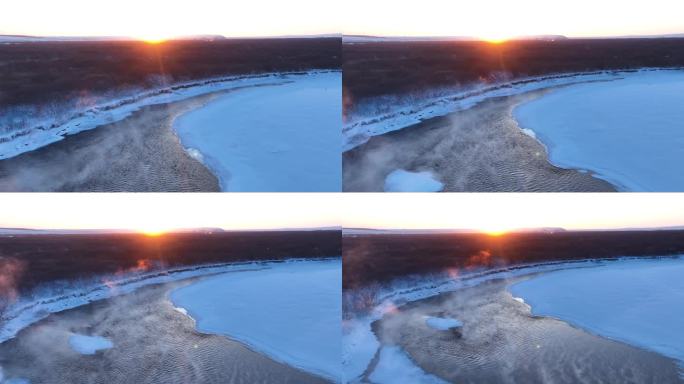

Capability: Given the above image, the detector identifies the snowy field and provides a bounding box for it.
[383,170,443,192]
[342,70,652,151]
[173,71,341,191]
[514,70,684,191]
[509,257,684,365]
[0,259,324,344]
[0,71,333,161]
[341,258,613,382]
[170,259,342,382]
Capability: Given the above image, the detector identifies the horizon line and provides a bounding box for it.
[343,225,684,233]
[0,226,342,233]
[342,32,684,40]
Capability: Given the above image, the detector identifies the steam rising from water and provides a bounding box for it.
[0,258,26,315]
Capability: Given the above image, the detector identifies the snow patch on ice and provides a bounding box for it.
[384,169,443,192]
[370,346,448,384]
[185,148,204,162]
[425,316,462,330]
[520,128,537,139]
[512,297,525,304]
[509,256,684,365]
[173,306,188,316]
[68,334,113,355]
[173,71,341,192]
[514,70,684,191]
[170,259,341,382]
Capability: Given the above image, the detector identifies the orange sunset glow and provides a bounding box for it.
[339,193,684,232]
[1,194,684,233]
[341,0,684,39]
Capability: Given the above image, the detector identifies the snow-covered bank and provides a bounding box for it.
[68,334,113,355]
[342,68,681,151]
[383,170,443,192]
[0,70,336,161]
[509,257,684,365]
[342,256,682,382]
[0,258,333,344]
[170,259,341,381]
[513,70,684,191]
[173,71,341,191]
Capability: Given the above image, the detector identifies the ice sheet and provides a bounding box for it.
[342,69,660,150]
[514,70,684,191]
[342,258,609,382]
[173,71,341,191]
[509,257,684,364]
[170,259,342,382]
[0,71,335,161]
[0,260,321,344]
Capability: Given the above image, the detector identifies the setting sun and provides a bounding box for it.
[133,33,170,44]
[484,229,508,237]
[479,33,510,44]
[141,38,166,44]
[139,228,167,237]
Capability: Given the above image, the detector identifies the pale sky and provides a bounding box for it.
[1,193,684,235]
[343,0,684,40]
[1,0,682,40]
[0,193,341,233]
[339,193,684,234]
[0,0,341,40]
